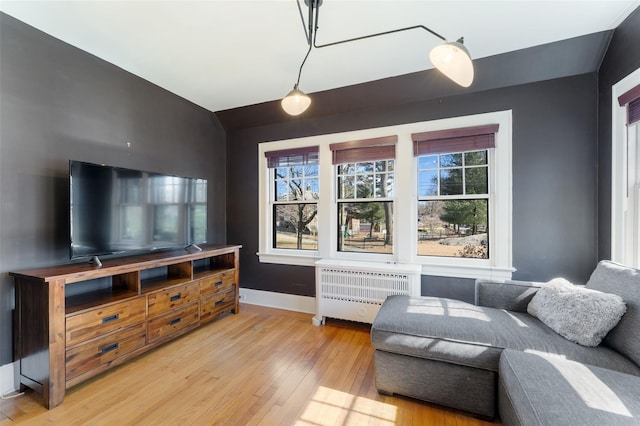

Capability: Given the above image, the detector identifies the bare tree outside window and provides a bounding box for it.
[273,164,319,250]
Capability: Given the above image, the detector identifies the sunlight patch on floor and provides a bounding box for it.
[295,386,397,426]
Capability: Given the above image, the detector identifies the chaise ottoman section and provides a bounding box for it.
[499,349,640,425]
[374,349,497,417]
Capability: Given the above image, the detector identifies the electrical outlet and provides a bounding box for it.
[239,294,247,301]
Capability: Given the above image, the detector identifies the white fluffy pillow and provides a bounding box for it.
[527,278,626,347]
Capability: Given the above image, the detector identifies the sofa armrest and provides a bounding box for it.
[475,279,544,312]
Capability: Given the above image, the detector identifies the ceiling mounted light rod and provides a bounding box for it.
[296,0,316,45]
[314,24,446,47]
[311,0,447,49]
[310,2,474,88]
[282,0,474,116]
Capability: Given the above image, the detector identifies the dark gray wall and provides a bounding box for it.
[225,72,599,303]
[0,13,227,365]
[597,7,640,260]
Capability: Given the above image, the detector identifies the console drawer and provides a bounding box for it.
[200,269,235,297]
[66,297,146,347]
[147,281,199,317]
[147,302,199,344]
[200,288,236,323]
[66,323,146,380]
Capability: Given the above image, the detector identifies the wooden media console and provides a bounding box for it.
[10,244,241,409]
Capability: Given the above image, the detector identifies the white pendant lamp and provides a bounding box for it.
[429,38,474,88]
[281,85,311,116]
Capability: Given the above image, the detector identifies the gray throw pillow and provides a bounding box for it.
[527,278,626,347]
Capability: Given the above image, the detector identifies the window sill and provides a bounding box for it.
[420,262,515,280]
[258,252,515,280]
[257,252,319,267]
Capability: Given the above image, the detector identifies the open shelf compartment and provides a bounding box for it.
[140,261,193,294]
[65,271,140,315]
[193,253,235,280]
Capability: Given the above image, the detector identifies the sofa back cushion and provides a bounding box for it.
[586,260,640,366]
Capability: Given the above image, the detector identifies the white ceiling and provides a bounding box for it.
[1,0,638,113]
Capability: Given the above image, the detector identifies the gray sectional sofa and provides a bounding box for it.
[371,260,640,424]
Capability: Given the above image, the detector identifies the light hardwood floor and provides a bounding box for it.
[1,304,499,425]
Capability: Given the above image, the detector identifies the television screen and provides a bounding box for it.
[70,161,207,259]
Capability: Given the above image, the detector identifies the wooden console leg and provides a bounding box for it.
[46,279,66,408]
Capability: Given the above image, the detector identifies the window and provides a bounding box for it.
[258,111,513,279]
[612,69,640,268]
[413,125,498,260]
[331,136,396,254]
[265,146,319,251]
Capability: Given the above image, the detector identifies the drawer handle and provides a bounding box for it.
[215,280,223,287]
[169,317,181,326]
[215,300,225,307]
[170,293,182,302]
[101,342,119,354]
[102,314,120,324]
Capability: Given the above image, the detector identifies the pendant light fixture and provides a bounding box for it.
[281,85,312,116]
[281,30,313,116]
[282,0,475,116]
[429,38,474,87]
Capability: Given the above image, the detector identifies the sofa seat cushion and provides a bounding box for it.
[499,349,640,426]
[371,295,640,375]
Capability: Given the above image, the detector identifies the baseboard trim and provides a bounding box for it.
[238,288,316,315]
[1,361,18,396]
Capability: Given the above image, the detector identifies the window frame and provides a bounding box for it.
[416,149,491,260]
[335,158,396,256]
[257,110,513,279]
[612,67,640,268]
[332,137,397,258]
[271,161,319,251]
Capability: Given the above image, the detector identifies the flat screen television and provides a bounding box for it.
[70,160,207,261]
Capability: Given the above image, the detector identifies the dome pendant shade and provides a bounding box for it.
[429,38,474,88]
[281,86,311,116]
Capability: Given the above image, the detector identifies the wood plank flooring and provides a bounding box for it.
[1,304,500,425]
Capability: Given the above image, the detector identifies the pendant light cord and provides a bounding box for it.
[295,44,313,89]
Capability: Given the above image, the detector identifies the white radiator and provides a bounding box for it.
[313,259,421,325]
